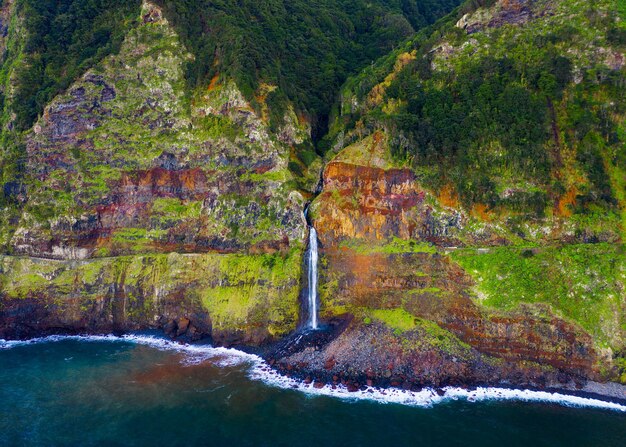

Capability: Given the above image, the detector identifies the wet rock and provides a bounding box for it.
[176,317,190,336]
[186,325,202,341]
[346,382,359,393]
[163,320,177,338]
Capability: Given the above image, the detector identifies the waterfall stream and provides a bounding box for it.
[307,226,319,329]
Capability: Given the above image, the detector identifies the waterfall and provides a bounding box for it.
[306,226,319,330]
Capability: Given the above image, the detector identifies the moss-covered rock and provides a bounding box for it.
[10,1,307,260]
[0,249,303,345]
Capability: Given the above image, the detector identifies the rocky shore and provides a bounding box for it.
[260,319,626,405]
[4,326,624,408]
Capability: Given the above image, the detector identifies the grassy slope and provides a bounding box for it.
[451,244,626,349]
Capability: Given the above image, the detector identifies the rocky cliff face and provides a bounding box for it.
[13,2,305,260]
[0,0,625,393]
[0,250,302,345]
[274,0,625,390]
[0,1,308,345]
[313,131,463,247]
[284,125,617,390]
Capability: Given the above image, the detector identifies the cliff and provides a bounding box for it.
[275,125,623,390]
[1,0,625,393]
[0,251,302,344]
[0,0,462,346]
[278,0,626,389]
[0,1,308,344]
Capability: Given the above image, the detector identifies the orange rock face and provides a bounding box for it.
[314,161,463,247]
[308,154,600,386]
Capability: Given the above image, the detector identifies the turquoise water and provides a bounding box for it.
[0,336,624,447]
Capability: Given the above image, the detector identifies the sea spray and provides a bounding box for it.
[2,334,625,412]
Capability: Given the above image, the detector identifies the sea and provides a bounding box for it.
[0,334,624,446]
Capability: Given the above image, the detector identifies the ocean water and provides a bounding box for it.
[0,335,624,447]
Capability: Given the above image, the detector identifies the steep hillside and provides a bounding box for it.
[152,0,463,136]
[294,0,626,390]
[0,1,309,344]
[0,0,463,251]
[326,0,626,244]
[0,0,624,394]
[0,0,463,345]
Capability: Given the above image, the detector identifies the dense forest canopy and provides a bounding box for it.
[0,0,462,138]
[151,0,462,138]
[334,0,626,220]
[0,0,142,132]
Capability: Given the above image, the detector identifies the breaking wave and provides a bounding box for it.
[2,334,624,412]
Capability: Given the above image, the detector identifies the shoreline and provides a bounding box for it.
[264,361,626,409]
[2,332,625,411]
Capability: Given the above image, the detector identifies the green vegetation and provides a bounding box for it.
[331,131,406,169]
[153,0,462,136]
[616,355,626,383]
[368,307,473,357]
[151,199,203,223]
[0,0,142,131]
[370,308,418,333]
[200,249,303,336]
[409,318,473,357]
[333,0,625,228]
[338,237,437,255]
[452,243,626,348]
[0,250,303,337]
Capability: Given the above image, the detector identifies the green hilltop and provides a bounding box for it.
[330,0,626,236]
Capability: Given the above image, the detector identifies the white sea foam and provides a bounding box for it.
[1,334,121,349]
[247,362,626,412]
[0,334,258,367]
[2,334,625,412]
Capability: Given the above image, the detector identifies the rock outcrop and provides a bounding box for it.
[0,1,308,345]
[278,124,622,390]
[313,132,463,247]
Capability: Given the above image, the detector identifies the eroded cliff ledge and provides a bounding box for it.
[272,130,625,390]
[0,1,310,346]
